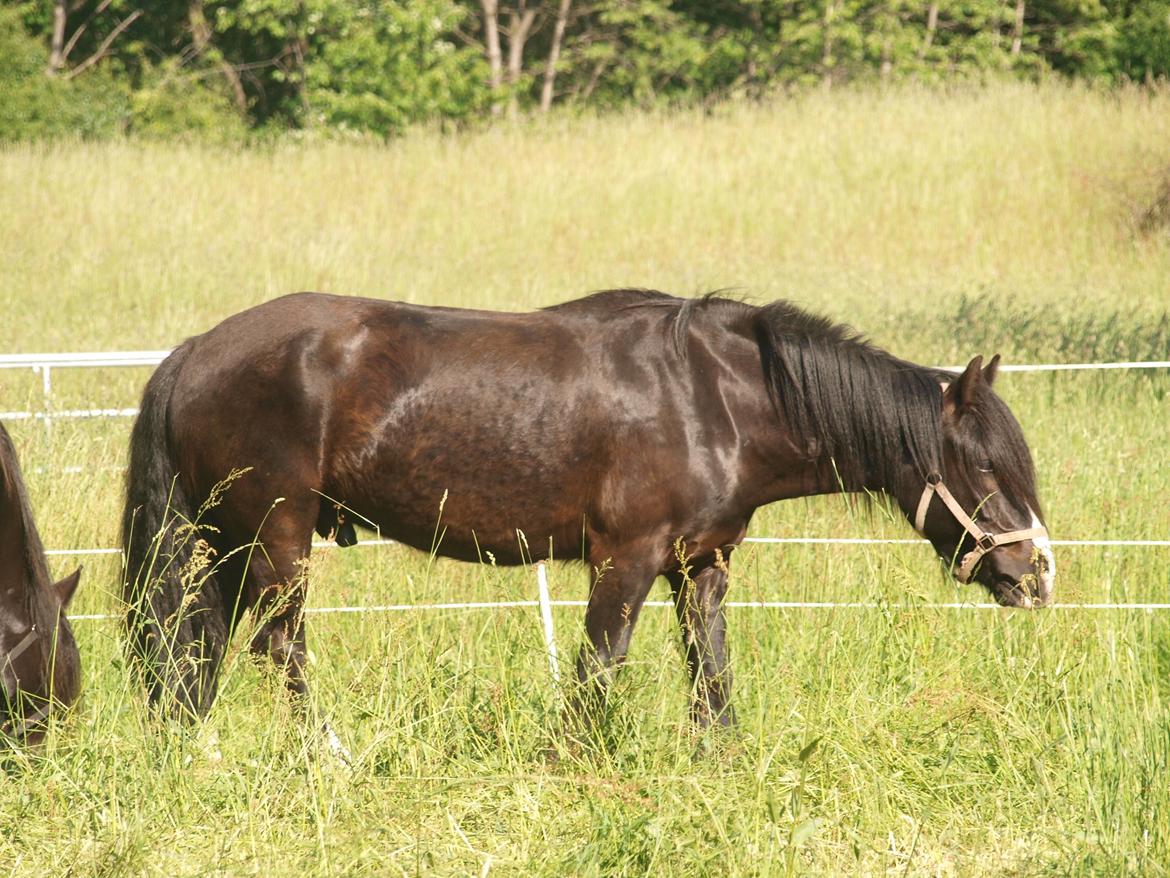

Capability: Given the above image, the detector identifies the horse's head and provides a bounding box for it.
[1,567,82,746]
[914,356,1055,608]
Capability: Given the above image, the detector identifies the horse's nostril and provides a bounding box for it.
[1015,572,1045,604]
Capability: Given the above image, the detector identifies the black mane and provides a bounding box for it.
[753,299,946,493]
[754,297,1042,517]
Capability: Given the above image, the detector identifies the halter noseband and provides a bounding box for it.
[914,473,1048,583]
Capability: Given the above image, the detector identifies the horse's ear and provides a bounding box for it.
[945,356,984,411]
[54,567,82,607]
[983,353,1001,386]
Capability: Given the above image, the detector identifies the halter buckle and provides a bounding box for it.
[976,533,997,553]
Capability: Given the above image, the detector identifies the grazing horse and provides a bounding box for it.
[121,290,1054,730]
[1,422,82,745]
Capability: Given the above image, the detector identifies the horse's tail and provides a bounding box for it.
[121,341,227,720]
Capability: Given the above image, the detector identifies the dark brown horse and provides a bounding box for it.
[1,422,82,745]
[121,290,1054,730]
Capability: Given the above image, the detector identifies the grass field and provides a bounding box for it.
[2,82,1170,875]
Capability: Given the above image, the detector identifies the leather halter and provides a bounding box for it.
[1,625,52,741]
[914,473,1049,583]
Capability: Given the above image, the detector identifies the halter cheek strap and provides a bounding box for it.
[0,626,52,741]
[914,474,1049,584]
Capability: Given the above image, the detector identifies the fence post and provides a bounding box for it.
[536,562,560,687]
[37,365,53,438]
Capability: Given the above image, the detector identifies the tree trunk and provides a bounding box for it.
[919,2,939,62]
[539,0,572,112]
[504,3,537,116]
[580,57,607,102]
[821,0,835,88]
[1010,0,1025,57]
[48,0,67,74]
[879,3,895,79]
[480,0,504,114]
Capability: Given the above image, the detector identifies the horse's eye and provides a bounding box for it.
[977,459,994,473]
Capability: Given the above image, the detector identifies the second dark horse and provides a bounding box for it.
[2,422,82,745]
[121,290,1055,731]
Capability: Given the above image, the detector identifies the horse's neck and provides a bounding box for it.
[743,402,919,516]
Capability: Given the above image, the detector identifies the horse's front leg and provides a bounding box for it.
[566,546,661,741]
[666,554,736,729]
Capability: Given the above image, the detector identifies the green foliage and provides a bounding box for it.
[0,7,127,140]
[127,62,250,142]
[1,0,1169,139]
[304,0,489,135]
[1027,0,1116,78]
[574,1,712,106]
[202,0,488,133]
[1115,1,1170,81]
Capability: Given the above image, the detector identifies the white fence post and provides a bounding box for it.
[39,365,52,437]
[536,563,560,687]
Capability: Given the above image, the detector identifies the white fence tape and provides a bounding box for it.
[41,534,1170,560]
[56,534,1170,626]
[977,361,1170,372]
[0,408,140,422]
[0,351,172,369]
[65,596,1170,624]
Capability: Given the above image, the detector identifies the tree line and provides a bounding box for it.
[2,0,1168,139]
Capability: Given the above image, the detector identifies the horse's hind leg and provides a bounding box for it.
[665,554,735,728]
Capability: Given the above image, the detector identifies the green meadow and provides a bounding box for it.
[1,83,1169,875]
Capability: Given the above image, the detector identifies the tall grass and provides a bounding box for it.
[1,82,1168,875]
[2,82,1169,353]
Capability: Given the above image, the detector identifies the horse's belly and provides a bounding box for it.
[328,398,599,564]
[344,481,587,565]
